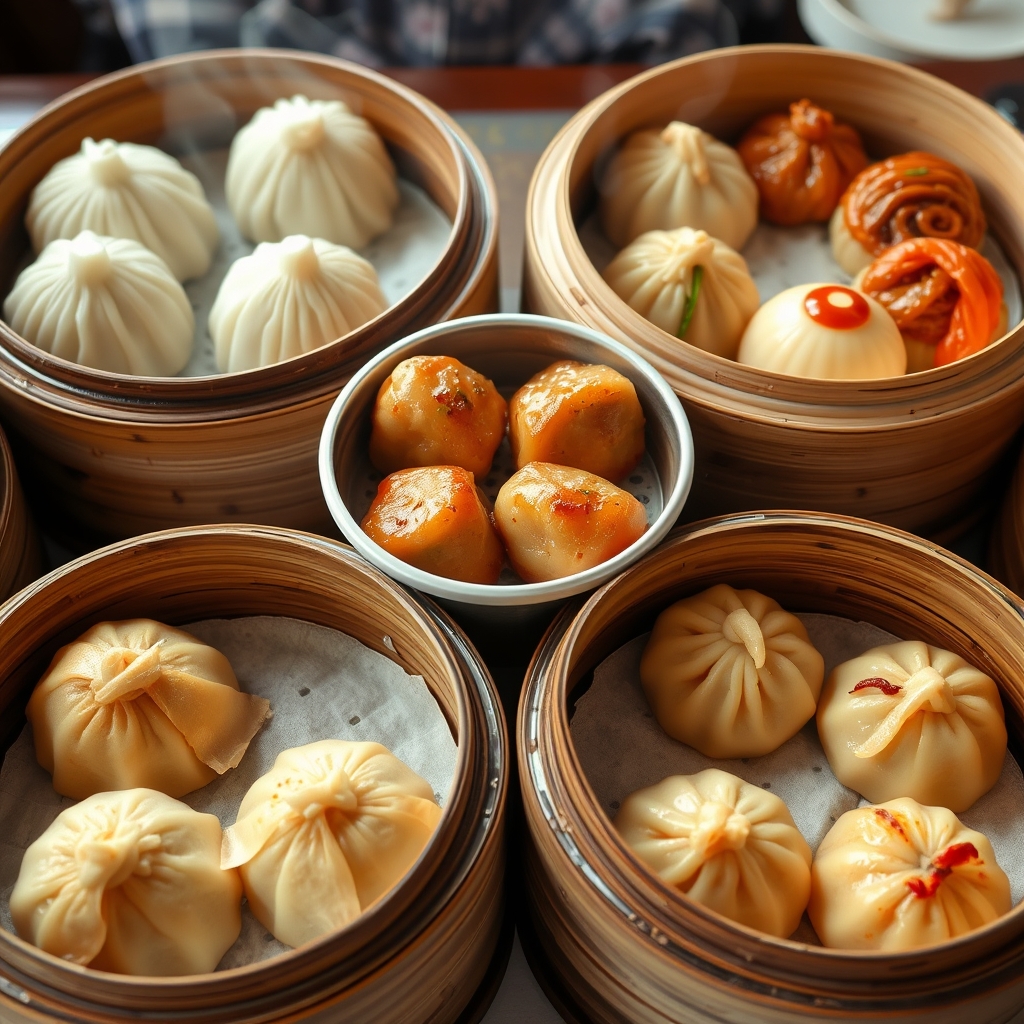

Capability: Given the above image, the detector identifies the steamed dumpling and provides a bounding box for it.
[816,641,1007,812]
[602,227,760,359]
[209,235,388,372]
[222,740,442,948]
[25,137,218,281]
[600,122,758,251]
[10,789,242,975]
[640,584,824,759]
[26,619,271,799]
[226,95,399,248]
[3,230,194,376]
[615,769,812,938]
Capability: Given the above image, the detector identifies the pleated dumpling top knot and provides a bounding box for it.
[226,95,399,249]
[25,137,219,281]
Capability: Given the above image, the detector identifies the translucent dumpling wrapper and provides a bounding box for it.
[27,619,271,800]
[208,235,388,372]
[221,740,442,948]
[10,788,242,975]
[599,122,759,251]
[809,798,1011,950]
[640,584,825,759]
[602,227,760,359]
[226,94,399,248]
[25,137,219,282]
[816,641,1007,812]
[615,769,812,938]
[3,230,194,376]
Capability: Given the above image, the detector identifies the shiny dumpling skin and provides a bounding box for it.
[3,230,194,376]
[226,95,399,248]
[361,466,505,584]
[829,205,875,278]
[221,740,442,948]
[615,769,812,938]
[640,584,825,759]
[10,789,242,975]
[369,355,508,477]
[493,462,647,583]
[508,360,645,482]
[602,227,760,358]
[809,798,1011,951]
[209,235,387,372]
[816,641,1007,812]
[26,618,271,800]
[599,122,759,251]
[26,137,218,282]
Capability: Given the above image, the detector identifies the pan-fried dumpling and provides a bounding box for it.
[25,137,218,282]
[10,789,242,975]
[3,230,194,376]
[615,769,812,938]
[640,584,825,758]
[221,740,442,948]
[209,235,388,372]
[602,227,760,359]
[816,641,1006,812]
[599,122,758,251]
[809,798,1011,950]
[226,94,399,248]
[26,619,271,799]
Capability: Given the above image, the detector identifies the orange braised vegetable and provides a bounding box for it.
[370,355,507,477]
[737,99,868,225]
[361,466,504,584]
[494,463,648,583]
[859,238,1003,369]
[841,153,986,258]
[508,360,646,482]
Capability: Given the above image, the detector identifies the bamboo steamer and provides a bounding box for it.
[0,50,498,545]
[519,511,1024,1024]
[522,45,1024,541]
[0,425,40,602]
[0,525,507,1024]
[989,448,1024,596]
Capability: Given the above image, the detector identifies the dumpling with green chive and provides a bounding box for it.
[601,227,760,359]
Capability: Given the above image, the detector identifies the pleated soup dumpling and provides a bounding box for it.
[508,360,645,482]
[3,230,194,376]
[736,282,906,379]
[25,137,218,281]
[222,740,442,948]
[602,227,760,359]
[226,94,399,248]
[615,769,812,938]
[493,463,648,583]
[809,798,1011,951]
[369,355,508,477]
[26,619,271,799]
[209,235,388,372]
[10,789,242,975]
[816,641,1007,812]
[361,466,505,584]
[640,584,824,758]
[599,121,759,251]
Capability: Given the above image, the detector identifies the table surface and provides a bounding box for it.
[2,56,1023,1024]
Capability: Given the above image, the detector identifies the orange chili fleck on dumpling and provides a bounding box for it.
[369,355,507,477]
[361,466,504,584]
[508,360,646,482]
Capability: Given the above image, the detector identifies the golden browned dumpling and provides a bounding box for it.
[494,463,647,583]
[369,355,507,477]
[361,466,504,584]
[508,360,646,482]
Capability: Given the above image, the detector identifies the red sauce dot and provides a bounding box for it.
[803,286,871,330]
[851,677,903,696]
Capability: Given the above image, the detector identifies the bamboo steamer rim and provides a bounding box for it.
[519,510,1024,984]
[0,49,480,414]
[528,44,1024,420]
[0,524,506,1008]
